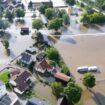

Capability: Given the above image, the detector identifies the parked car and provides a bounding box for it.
[77,66,88,73]
[88,66,98,72]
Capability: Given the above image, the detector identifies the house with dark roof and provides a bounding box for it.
[9,70,31,94]
[36,52,46,62]
[0,80,18,105]
[36,59,54,73]
[26,97,50,105]
[20,52,34,65]
[0,93,18,105]
[54,72,70,85]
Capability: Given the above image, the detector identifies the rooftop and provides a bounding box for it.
[0,93,18,105]
[54,72,70,82]
[38,59,53,70]
[27,97,49,105]
[14,71,31,92]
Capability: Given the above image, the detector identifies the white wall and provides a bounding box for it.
[0,84,7,99]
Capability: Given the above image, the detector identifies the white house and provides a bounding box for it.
[0,80,7,99]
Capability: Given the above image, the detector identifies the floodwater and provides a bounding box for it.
[34,82,57,105]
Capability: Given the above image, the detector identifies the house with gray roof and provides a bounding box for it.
[26,97,50,105]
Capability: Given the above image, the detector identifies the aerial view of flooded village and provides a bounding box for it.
[0,0,105,105]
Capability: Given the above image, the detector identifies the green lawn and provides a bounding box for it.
[0,71,10,83]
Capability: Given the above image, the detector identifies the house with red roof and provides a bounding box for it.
[36,59,54,73]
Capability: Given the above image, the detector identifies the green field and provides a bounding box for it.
[0,71,10,83]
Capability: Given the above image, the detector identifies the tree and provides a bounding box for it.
[5,10,14,22]
[47,60,56,66]
[81,12,105,24]
[59,9,67,18]
[63,13,70,25]
[51,82,64,97]
[48,18,63,31]
[35,32,44,42]
[66,0,75,6]
[0,19,10,30]
[32,19,43,30]
[46,47,60,62]
[3,40,9,49]
[39,2,53,14]
[61,64,70,75]
[64,82,82,105]
[28,1,33,9]
[83,73,96,89]
[15,8,25,18]
[45,8,55,19]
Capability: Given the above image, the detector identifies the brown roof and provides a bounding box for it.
[54,72,70,82]
[38,59,53,70]
[15,71,31,92]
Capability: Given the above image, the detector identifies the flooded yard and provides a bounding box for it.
[34,82,57,105]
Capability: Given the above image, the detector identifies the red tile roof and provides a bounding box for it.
[54,72,70,82]
[38,59,53,70]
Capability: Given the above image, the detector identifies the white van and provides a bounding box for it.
[77,66,88,73]
[88,66,98,72]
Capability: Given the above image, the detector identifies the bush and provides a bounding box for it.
[61,64,70,75]
[23,89,33,97]
[46,47,60,62]
[51,82,64,97]
[81,12,105,24]
[16,59,21,65]
[6,83,13,89]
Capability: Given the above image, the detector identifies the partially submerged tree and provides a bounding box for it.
[28,1,33,9]
[48,18,63,31]
[64,82,82,105]
[39,2,53,14]
[5,10,14,22]
[83,72,96,89]
[66,0,75,6]
[3,40,9,49]
[51,82,64,97]
[32,19,43,30]
[2,40,10,56]
[15,8,25,18]
[61,64,70,75]
[46,47,60,62]
[63,13,70,25]
[0,19,10,31]
[45,8,55,19]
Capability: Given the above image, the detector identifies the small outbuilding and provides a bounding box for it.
[20,27,29,35]
[20,52,34,65]
[36,52,46,62]
[54,72,70,85]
